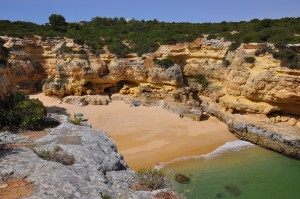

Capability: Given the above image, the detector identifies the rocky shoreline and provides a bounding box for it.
[201,97,300,159]
[0,114,172,199]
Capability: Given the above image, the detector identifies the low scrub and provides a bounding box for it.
[67,114,82,125]
[0,91,46,131]
[273,48,300,70]
[222,59,231,67]
[33,146,75,165]
[244,56,256,63]
[255,45,273,56]
[153,58,175,69]
[195,74,209,88]
[134,168,169,191]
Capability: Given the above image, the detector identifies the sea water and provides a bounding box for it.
[162,140,300,199]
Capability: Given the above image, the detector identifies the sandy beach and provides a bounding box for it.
[30,93,237,170]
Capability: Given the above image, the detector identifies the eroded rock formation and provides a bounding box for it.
[0,35,299,158]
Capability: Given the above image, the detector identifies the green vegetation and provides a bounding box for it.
[0,16,300,67]
[273,48,300,69]
[100,193,112,199]
[196,74,209,88]
[244,56,256,64]
[255,45,273,56]
[0,91,46,130]
[33,146,75,165]
[67,114,82,125]
[222,59,231,67]
[135,168,169,190]
[153,57,175,69]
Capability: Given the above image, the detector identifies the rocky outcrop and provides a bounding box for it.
[63,95,111,106]
[0,115,158,199]
[202,97,300,159]
[0,39,14,98]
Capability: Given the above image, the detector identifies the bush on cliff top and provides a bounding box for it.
[0,91,46,131]
[1,16,300,69]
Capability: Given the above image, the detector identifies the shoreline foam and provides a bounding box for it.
[156,140,256,169]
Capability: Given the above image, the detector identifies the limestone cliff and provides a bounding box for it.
[1,36,299,159]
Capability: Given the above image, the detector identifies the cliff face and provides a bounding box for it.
[1,36,299,158]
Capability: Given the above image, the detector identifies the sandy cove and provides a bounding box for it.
[30,93,237,170]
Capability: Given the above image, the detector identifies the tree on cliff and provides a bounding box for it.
[49,14,67,31]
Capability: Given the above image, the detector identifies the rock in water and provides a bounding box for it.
[174,173,190,184]
[225,184,241,197]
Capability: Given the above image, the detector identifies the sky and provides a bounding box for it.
[1,0,300,24]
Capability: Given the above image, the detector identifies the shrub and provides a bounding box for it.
[207,34,217,40]
[195,74,209,88]
[67,113,83,125]
[134,168,169,190]
[60,45,73,54]
[255,45,273,56]
[67,117,82,125]
[273,48,300,69]
[153,57,175,69]
[244,56,256,63]
[228,41,241,52]
[17,99,47,130]
[0,91,46,130]
[33,146,75,165]
[222,59,231,67]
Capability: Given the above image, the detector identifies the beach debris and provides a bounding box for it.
[174,173,190,184]
[225,184,241,197]
[132,101,141,107]
[75,113,84,117]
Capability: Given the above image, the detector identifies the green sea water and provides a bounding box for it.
[163,141,300,199]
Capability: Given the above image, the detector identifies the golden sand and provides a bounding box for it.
[30,93,237,170]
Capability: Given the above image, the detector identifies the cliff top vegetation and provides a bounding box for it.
[0,15,300,68]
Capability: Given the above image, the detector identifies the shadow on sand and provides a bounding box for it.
[200,113,210,121]
[46,106,70,117]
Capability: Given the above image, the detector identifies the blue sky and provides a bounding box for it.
[1,0,300,24]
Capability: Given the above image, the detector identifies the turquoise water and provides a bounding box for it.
[163,141,300,199]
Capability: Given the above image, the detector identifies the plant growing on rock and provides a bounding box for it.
[195,74,209,88]
[153,57,175,69]
[67,114,82,125]
[222,58,231,67]
[244,56,256,64]
[133,168,170,191]
[33,146,75,165]
[255,45,273,56]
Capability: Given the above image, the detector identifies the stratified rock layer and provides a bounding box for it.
[0,36,299,159]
